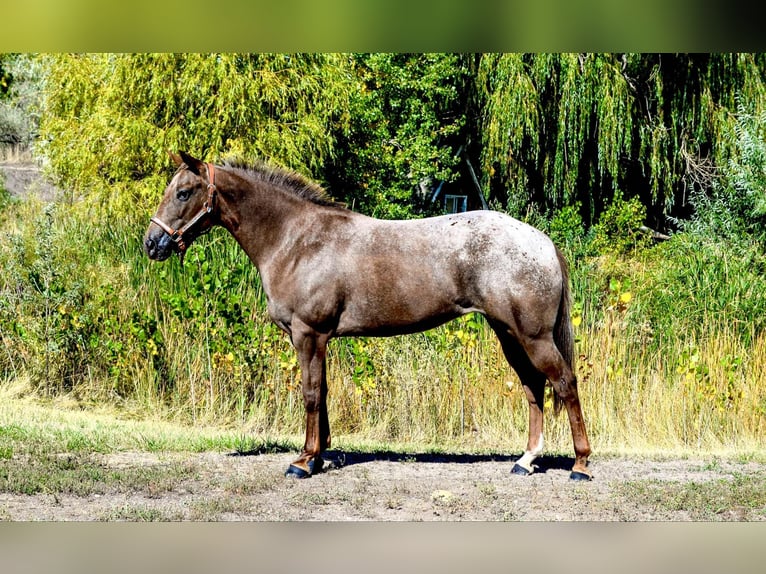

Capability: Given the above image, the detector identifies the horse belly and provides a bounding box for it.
[335,257,468,337]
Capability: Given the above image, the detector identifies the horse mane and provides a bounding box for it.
[222,158,345,209]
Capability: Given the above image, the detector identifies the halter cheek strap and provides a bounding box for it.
[151,162,217,253]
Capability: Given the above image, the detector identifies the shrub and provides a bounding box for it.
[623,234,766,348]
[0,54,41,148]
[591,193,649,254]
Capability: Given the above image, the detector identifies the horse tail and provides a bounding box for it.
[552,246,575,415]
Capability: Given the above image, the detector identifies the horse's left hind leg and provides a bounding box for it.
[522,335,592,480]
[513,379,546,475]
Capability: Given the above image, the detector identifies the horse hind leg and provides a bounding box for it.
[522,335,592,480]
[512,374,547,476]
[490,322,547,477]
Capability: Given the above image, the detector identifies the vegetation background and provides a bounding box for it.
[1,53,765,457]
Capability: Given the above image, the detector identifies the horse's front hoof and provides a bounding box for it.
[569,470,592,481]
[510,463,533,476]
[285,457,324,479]
[285,464,311,479]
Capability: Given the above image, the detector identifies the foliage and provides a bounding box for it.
[591,193,649,254]
[0,171,7,208]
[548,201,593,262]
[325,53,470,218]
[30,53,766,229]
[0,202,159,398]
[2,186,766,449]
[0,54,41,147]
[686,101,766,245]
[728,106,766,229]
[37,53,355,213]
[628,235,766,347]
[0,54,12,100]
[3,53,766,453]
[475,54,766,230]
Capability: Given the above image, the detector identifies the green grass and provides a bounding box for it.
[187,497,251,521]
[0,445,200,497]
[99,505,185,522]
[616,473,766,520]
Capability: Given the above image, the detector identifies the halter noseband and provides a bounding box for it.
[150,162,217,253]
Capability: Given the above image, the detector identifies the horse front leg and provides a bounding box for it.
[285,326,330,478]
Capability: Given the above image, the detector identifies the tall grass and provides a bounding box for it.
[1,196,765,455]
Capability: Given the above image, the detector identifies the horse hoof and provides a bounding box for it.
[511,463,532,476]
[285,457,324,479]
[285,464,311,479]
[570,470,592,481]
[309,457,324,474]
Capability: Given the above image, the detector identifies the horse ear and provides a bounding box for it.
[177,150,204,175]
[168,151,183,167]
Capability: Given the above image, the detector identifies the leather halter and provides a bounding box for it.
[150,162,217,253]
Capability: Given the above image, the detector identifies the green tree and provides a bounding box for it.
[475,54,766,232]
[687,100,766,244]
[32,52,766,232]
[37,53,355,213]
[325,53,470,219]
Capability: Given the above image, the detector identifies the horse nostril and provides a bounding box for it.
[145,237,156,254]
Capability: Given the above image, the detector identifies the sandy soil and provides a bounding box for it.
[2,449,764,521]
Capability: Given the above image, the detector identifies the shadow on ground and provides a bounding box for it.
[229,446,575,474]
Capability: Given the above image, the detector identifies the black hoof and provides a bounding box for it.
[570,470,592,481]
[284,457,324,479]
[511,463,532,476]
[285,464,311,479]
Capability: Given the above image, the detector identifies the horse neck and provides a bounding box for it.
[214,169,305,268]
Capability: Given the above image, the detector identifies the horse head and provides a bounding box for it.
[144,151,217,262]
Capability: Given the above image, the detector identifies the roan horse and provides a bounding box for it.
[144,151,592,480]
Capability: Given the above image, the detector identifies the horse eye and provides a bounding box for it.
[176,188,191,201]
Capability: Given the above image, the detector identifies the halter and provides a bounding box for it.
[150,162,217,253]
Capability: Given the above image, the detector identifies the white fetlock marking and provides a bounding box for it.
[517,433,544,473]
[515,451,536,473]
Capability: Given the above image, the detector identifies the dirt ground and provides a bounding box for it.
[0,160,61,202]
[2,449,765,521]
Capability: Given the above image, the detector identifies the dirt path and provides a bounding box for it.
[0,161,61,201]
[2,450,764,521]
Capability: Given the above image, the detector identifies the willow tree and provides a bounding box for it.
[475,53,766,230]
[37,53,355,213]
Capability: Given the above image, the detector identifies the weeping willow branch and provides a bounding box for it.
[475,53,766,228]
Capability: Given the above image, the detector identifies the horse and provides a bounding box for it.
[144,151,592,480]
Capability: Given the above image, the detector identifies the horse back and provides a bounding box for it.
[321,210,564,337]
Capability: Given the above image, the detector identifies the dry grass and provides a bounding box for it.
[0,144,34,164]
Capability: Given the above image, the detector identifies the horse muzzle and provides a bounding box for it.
[143,226,176,261]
